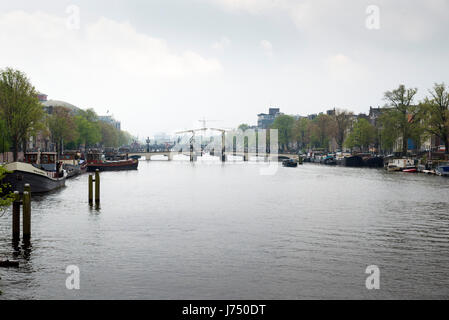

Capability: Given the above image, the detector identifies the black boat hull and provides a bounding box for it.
[86,161,138,172]
[342,156,364,167]
[2,170,66,194]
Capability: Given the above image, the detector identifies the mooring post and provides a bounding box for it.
[244,137,249,162]
[88,174,93,206]
[12,191,20,241]
[95,169,100,206]
[22,191,31,241]
[221,132,226,162]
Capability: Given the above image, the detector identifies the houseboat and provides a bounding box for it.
[435,162,449,177]
[386,158,416,172]
[60,150,87,178]
[340,155,365,167]
[1,151,66,194]
[282,158,298,167]
[86,150,138,172]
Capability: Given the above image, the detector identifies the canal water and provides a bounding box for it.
[1,157,449,299]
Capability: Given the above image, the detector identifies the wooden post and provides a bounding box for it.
[22,191,31,241]
[221,132,226,162]
[88,174,93,206]
[244,137,248,161]
[12,191,20,241]
[95,169,100,206]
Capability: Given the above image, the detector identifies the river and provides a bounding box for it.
[1,156,449,299]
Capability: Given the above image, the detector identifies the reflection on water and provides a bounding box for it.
[1,159,449,299]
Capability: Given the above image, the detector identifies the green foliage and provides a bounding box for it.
[99,121,119,147]
[238,123,250,132]
[418,83,449,154]
[310,114,334,149]
[0,165,14,209]
[0,67,45,160]
[47,106,78,154]
[271,115,295,150]
[332,109,353,149]
[382,84,419,155]
[74,114,101,147]
[0,118,10,153]
[344,118,376,151]
[118,130,133,146]
[292,117,310,150]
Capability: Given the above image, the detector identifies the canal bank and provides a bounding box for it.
[1,161,449,299]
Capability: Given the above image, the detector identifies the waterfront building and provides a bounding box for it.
[257,107,282,128]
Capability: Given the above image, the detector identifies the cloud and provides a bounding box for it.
[324,54,366,82]
[212,37,231,51]
[0,10,222,79]
[260,40,273,56]
[207,0,449,48]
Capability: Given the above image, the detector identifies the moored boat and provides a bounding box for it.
[1,151,66,194]
[386,158,416,172]
[60,150,87,178]
[86,150,138,172]
[435,162,449,177]
[342,155,364,167]
[362,155,384,168]
[282,158,298,167]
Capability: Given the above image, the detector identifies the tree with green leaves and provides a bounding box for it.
[99,121,119,147]
[47,106,78,156]
[310,114,334,150]
[0,119,10,153]
[0,68,44,161]
[332,109,353,150]
[74,114,101,147]
[237,123,250,132]
[382,85,419,156]
[292,117,310,151]
[418,83,449,154]
[344,118,376,152]
[0,166,14,211]
[271,115,295,151]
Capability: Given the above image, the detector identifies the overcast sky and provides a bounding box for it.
[1,0,448,138]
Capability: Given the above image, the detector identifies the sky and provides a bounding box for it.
[1,0,448,138]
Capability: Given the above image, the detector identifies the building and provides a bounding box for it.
[99,115,121,130]
[257,107,282,128]
[368,106,382,126]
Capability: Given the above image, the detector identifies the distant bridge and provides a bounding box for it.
[128,150,298,162]
[135,127,297,162]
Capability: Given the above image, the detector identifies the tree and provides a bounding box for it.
[310,114,334,150]
[344,118,376,152]
[238,123,250,132]
[118,130,133,146]
[292,117,310,150]
[418,83,449,154]
[0,68,44,161]
[0,119,10,153]
[271,115,295,151]
[332,109,353,150]
[0,166,14,211]
[47,106,78,156]
[383,85,418,156]
[99,121,119,147]
[74,114,101,147]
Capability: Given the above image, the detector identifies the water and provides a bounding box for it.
[1,157,449,299]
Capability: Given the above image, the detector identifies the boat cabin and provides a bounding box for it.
[60,150,81,165]
[86,151,105,164]
[24,151,61,171]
